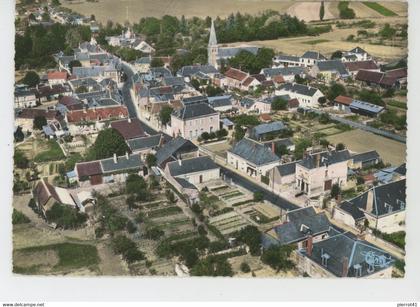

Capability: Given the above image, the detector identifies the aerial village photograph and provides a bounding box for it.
[11,0,408,279]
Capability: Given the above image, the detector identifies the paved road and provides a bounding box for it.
[306,108,406,143]
[119,61,298,213]
[219,166,299,212]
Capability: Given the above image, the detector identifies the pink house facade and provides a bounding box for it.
[170,102,220,140]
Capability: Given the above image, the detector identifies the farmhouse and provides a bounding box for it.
[47,71,68,85]
[333,179,406,233]
[309,60,349,81]
[207,95,233,112]
[14,88,37,108]
[110,118,146,140]
[74,153,145,186]
[333,95,352,112]
[300,51,327,67]
[227,137,280,179]
[275,83,324,107]
[261,66,306,83]
[155,136,199,168]
[33,179,77,217]
[170,102,220,140]
[295,150,351,198]
[249,121,287,141]
[344,46,372,61]
[165,156,220,185]
[127,134,163,155]
[295,232,394,278]
[344,60,379,77]
[268,161,298,192]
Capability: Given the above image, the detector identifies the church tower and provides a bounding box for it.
[208,19,219,68]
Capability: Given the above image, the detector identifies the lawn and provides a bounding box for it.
[34,140,65,162]
[387,100,407,110]
[326,129,406,166]
[14,243,99,273]
[147,206,183,218]
[363,2,397,16]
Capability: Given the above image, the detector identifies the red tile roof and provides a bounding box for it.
[33,179,61,208]
[344,60,378,72]
[242,76,256,87]
[66,106,129,123]
[385,68,407,79]
[334,95,353,106]
[17,108,60,120]
[76,161,103,177]
[47,71,68,80]
[259,114,272,122]
[273,75,285,84]
[110,118,146,140]
[288,98,299,109]
[355,70,384,84]
[225,68,248,81]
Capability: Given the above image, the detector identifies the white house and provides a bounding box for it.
[227,137,280,179]
[275,83,324,108]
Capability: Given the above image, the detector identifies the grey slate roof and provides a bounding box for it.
[163,76,185,87]
[351,150,380,164]
[127,134,162,152]
[278,83,319,97]
[217,46,259,58]
[304,232,394,277]
[251,121,286,137]
[150,67,172,78]
[240,97,255,108]
[263,138,294,149]
[174,177,198,190]
[177,65,218,77]
[270,207,331,245]
[394,163,406,176]
[274,55,301,62]
[338,201,365,221]
[347,179,406,217]
[302,51,327,60]
[182,95,208,105]
[155,137,198,166]
[207,95,232,108]
[100,154,143,174]
[316,60,349,76]
[276,161,298,177]
[167,156,219,177]
[172,103,217,120]
[261,67,306,78]
[299,150,351,169]
[229,138,280,166]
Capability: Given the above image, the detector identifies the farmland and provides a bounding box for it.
[326,129,406,166]
[62,0,407,24]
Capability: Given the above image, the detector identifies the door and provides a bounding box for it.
[324,179,332,191]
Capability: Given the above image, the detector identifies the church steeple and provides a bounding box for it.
[208,18,217,46]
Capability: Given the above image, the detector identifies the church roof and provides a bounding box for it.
[209,19,218,46]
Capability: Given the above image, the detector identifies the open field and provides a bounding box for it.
[232,17,407,61]
[326,129,406,166]
[62,0,407,24]
[362,2,398,16]
[62,0,294,23]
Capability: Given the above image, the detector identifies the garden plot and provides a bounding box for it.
[240,203,281,226]
[212,186,253,206]
[209,211,250,236]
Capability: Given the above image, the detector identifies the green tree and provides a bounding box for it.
[294,138,312,159]
[327,82,347,101]
[151,57,164,67]
[190,257,233,276]
[275,144,289,156]
[22,71,40,87]
[253,191,264,202]
[240,262,251,273]
[330,50,343,59]
[14,126,25,143]
[145,153,157,168]
[336,143,345,151]
[320,1,325,21]
[318,96,327,106]
[126,174,148,195]
[331,183,341,199]
[14,150,29,169]
[379,23,396,39]
[234,125,245,141]
[33,116,47,130]
[69,60,82,72]
[238,225,262,256]
[159,105,173,126]
[51,0,61,6]
[358,89,384,106]
[272,97,288,111]
[46,202,87,229]
[261,245,295,272]
[88,128,130,160]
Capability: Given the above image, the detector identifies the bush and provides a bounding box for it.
[45,202,87,229]
[144,226,164,240]
[126,220,137,233]
[261,245,295,272]
[197,224,207,236]
[338,1,356,19]
[240,262,251,273]
[33,116,47,130]
[331,184,341,199]
[14,150,29,169]
[12,209,30,225]
[112,235,144,263]
[253,191,264,202]
[190,256,233,276]
[238,225,262,256]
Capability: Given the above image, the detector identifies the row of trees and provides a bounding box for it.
[198,129,228,143]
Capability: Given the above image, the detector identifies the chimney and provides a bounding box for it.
[113,153,117,164]
[127,117,132,123]
[125,152,129,159]
[315,153,320,168]
[271,141,275,154]
[178,159,182,166]
[306,235,313,256]
[366,189,374,214]
[342,257,349,277]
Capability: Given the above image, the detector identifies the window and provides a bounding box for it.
[210,126,213,133]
